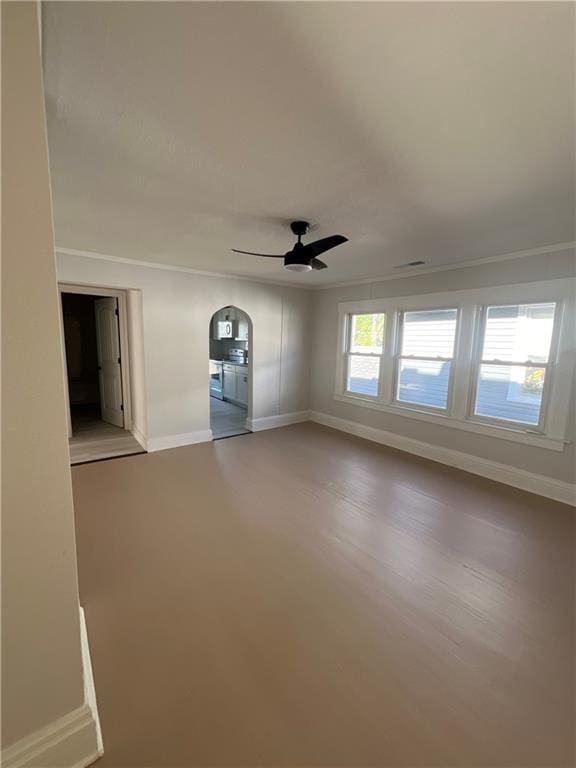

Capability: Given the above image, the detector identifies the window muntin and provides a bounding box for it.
[472,303,556,427]
[345,313,385,397]
[395,309,458,410]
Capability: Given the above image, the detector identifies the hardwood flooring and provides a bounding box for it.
[69,416,145,465]
[210,396,250,439]
[71,422,575,767]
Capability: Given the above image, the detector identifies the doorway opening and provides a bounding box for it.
[209,306,252,440]
[60,286,145,464]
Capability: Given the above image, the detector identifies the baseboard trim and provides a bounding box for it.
[246,411,311,432]
[147,429,213,452]
[1,703,100,768]
[79,608,103,756]
[310,411,576,506]
[2,605,103,768]
[130,426,148,451]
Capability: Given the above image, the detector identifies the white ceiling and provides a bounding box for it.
[42,2,575,286]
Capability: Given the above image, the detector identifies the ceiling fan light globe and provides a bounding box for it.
[284,262,312,272]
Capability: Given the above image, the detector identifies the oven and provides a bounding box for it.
[209,359,224,399]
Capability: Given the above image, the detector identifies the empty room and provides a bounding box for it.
[2,2,575,768]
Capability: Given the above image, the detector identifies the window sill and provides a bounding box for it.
[333,392,568,452]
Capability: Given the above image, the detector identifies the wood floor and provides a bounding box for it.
[71,423,574,767]
[69,415,145,465]
[210,396,250,439]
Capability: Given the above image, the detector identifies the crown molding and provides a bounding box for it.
[56,240,575,293]
[312,240,576,290]
[55,247,313,291]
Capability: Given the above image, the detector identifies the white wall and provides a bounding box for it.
[1,3,99,763]
[56,253,312,445]
[57,247,575,487]
[310,247,576,484]
[126,289,148,444]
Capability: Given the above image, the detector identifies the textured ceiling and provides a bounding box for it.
[42,2,575,286]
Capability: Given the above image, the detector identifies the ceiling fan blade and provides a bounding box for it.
[311,258,327,270]
[302,235,348,257]
[231,249,284,258]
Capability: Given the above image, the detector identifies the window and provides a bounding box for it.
[471,303,556,428]
[335,280,573,450]
[395,309,458,410]
[345,313,385,397]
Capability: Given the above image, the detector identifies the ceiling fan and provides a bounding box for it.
[232,221,348,272]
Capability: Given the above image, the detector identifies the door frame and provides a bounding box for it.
[209,305,253,437]
[59,283,133,437]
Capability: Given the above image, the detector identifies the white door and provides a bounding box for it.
[95,297,124,428]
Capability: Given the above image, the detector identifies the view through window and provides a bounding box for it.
[473,303,556,426]
[395,308,458,410]
[346,313,385,397]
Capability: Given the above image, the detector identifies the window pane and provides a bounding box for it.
[350,314,385,354]
[474,364,545,425]
[482,303,555,363]
[400,309,458,358]
[347,355,380,397]
[397,360,451,409]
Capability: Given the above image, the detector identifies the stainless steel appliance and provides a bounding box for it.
[209,359,224,399]
[216,320,236,339]
[226,348,248,365]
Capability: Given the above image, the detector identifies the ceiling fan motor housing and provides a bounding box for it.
[285,232,312,270]
[284,246,312,272]
[290,220,310,238]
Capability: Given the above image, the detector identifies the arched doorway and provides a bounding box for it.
[209,305,252,439]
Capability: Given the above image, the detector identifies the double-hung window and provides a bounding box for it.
[345,313,385,397]
[395,308,458,410]
[471,302,557,429]
[335,280,572,450]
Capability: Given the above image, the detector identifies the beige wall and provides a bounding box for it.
[56,254,312,442]
[310,247,576,483]
[1,1,90,748]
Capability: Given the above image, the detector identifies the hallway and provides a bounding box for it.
[69,414,145,465]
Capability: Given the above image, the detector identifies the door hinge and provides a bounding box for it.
[117,356,121,364]
[120,404,124,411]
[115,307,119,316]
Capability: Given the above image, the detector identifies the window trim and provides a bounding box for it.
[343,312,386,399]
[334,280,575,452]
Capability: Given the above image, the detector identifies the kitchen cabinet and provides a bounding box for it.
[222,364,249,406]
[236,371,248,405]
[237,316,249,341]
[223,366,237,400]
[210,311,221,340]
